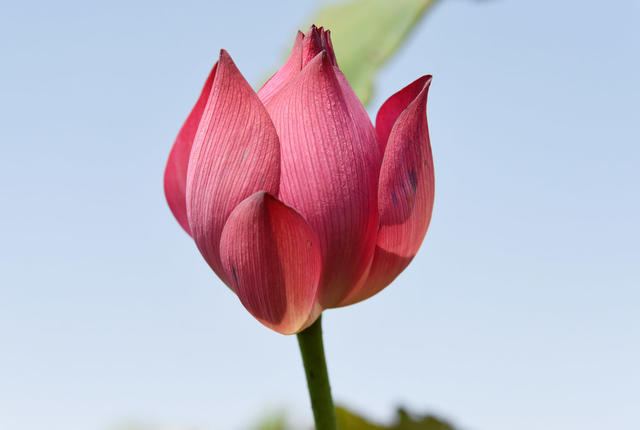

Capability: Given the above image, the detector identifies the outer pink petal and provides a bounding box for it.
[186,50,281,283]
[265,51,381,308]
[163,64,217,235]
[219,192,322,335]
[340,76,434,307]
[375,76,431,153]
[257,31,304,105]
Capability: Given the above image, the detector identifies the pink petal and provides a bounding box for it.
[219,192,322,335]
[375,75,432,153]
[163,64,217,235]
[265,51,381,308]
[186,50,281,283]
[340,76,434,307]
[257,31,304,105]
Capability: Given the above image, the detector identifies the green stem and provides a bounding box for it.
[297,315,337,430]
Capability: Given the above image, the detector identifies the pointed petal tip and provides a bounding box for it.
[218,49,233,64]
[419,74,433,93]
[257,31,306,104]
[241,190,272,208]
[413,75,433,111]
[375,74,433,149]
[307,49,332,71]
[411,75,433,99]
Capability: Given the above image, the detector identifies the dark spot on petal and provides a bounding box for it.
[408,169,418,191]
[391,190,398,207]
[400,180,408,198]
[231,266,239,287]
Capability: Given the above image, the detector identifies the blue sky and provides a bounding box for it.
[1,1,639,429]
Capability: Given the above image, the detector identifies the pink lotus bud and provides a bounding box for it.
[164,26,434,334]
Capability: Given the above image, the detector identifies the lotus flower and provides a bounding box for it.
[164,26,434,334]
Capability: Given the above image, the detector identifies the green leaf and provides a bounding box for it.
[336,406,386,429]
[251,412,288,430]
[392,408,456,430]
[334,406,456,430]
[309,0,437,105]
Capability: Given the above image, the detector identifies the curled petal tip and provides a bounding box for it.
[375,75,433,150]
[413,75,433,111]
[418,75,433,96]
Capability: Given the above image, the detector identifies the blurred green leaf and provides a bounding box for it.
[112,406,455,430]
[310,0,437,105]
[335,406,456,430]
[392,408,455,430]
[336,406,386,429]
[247,405,456,429]
[252,412,288,430]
